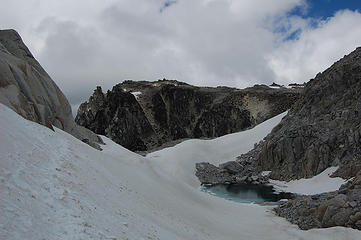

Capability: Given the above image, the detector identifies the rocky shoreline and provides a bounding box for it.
[195,47,361,231]
[195,141,269,185]
[275,172,361,230]
[195,141,361,230]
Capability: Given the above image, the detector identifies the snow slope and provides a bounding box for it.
[270,167,349,195]
[0,104,360,240]
[147,112,288,187]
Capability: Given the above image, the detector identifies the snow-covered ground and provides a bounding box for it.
[270,167,349,195]
[0,104,360,240]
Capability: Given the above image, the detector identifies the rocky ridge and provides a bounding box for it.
[195,47,361,231]
[269,47,361,231]
[258,47,361,181]
[76,80,300,151]
[0,29,102,149]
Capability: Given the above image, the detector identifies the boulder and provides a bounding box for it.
[195,140,269,185]
[219,161,243,174]
[276,187,361,230]
[195,162,232,185]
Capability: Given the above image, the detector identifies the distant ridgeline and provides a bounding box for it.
[76,80,301,151]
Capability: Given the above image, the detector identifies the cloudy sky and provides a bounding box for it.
[1,0,361,114]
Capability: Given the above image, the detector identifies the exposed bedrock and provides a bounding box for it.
[256,47,361,231]
[258,47,361,181]
[195,47,361,231]
[76,80,300,151]
[195,141,268,185]
[275,171,361,230]
[0,29,102,149]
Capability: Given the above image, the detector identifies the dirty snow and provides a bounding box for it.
[0,104,359,240]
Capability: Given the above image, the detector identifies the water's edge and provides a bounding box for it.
[201,183,295,204]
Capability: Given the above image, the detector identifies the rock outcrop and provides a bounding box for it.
[258,47,361,181]
[76,80,300,151]
[195,47,361,231]
[275,171,361,230]
[0,29,102,149]
[253,48,361,230]
[195,141,268,185]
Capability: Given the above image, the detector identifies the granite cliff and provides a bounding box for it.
[76,80,300,151]
[0,29,102,149]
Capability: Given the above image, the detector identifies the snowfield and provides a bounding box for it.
[270,167,349,195]
[0,104,360,240]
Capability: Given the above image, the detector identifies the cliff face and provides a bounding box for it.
[258,47,361,181]
[76,80,300,151]
[0,29,102,149]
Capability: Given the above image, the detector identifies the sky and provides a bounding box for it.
[0,0,361,114]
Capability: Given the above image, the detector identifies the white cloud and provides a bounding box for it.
[268,9,361,84]
[0,0,360,108]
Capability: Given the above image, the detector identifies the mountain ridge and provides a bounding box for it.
[76,80,301,151]
[258,47,361,181]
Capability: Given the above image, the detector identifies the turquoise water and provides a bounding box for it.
[201,183,294,203]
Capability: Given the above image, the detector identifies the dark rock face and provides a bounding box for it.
[258,47,361,181]
[275,171,361,230]
[76,80,300,151]
[76,86,155,151]
[0,29,102,149]
[195,141,268,185]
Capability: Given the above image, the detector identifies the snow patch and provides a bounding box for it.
[131,91,142,99]
[269,167,350,195]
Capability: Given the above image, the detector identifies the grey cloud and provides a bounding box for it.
[160,0,177,13]
[1,0,360,113]
[36,19,112,106]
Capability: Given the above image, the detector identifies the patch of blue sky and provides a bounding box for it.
[278,0,361,41]
[160,0,177,13]
[292,0,361,20]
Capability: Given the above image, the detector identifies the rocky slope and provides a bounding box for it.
[195,140,268,185]
[258,47,361,181]
[275,172,361,230]
[266,47,361,231]
[0,29,102,149]
[194,47,361,231]
[76,80,300,151]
